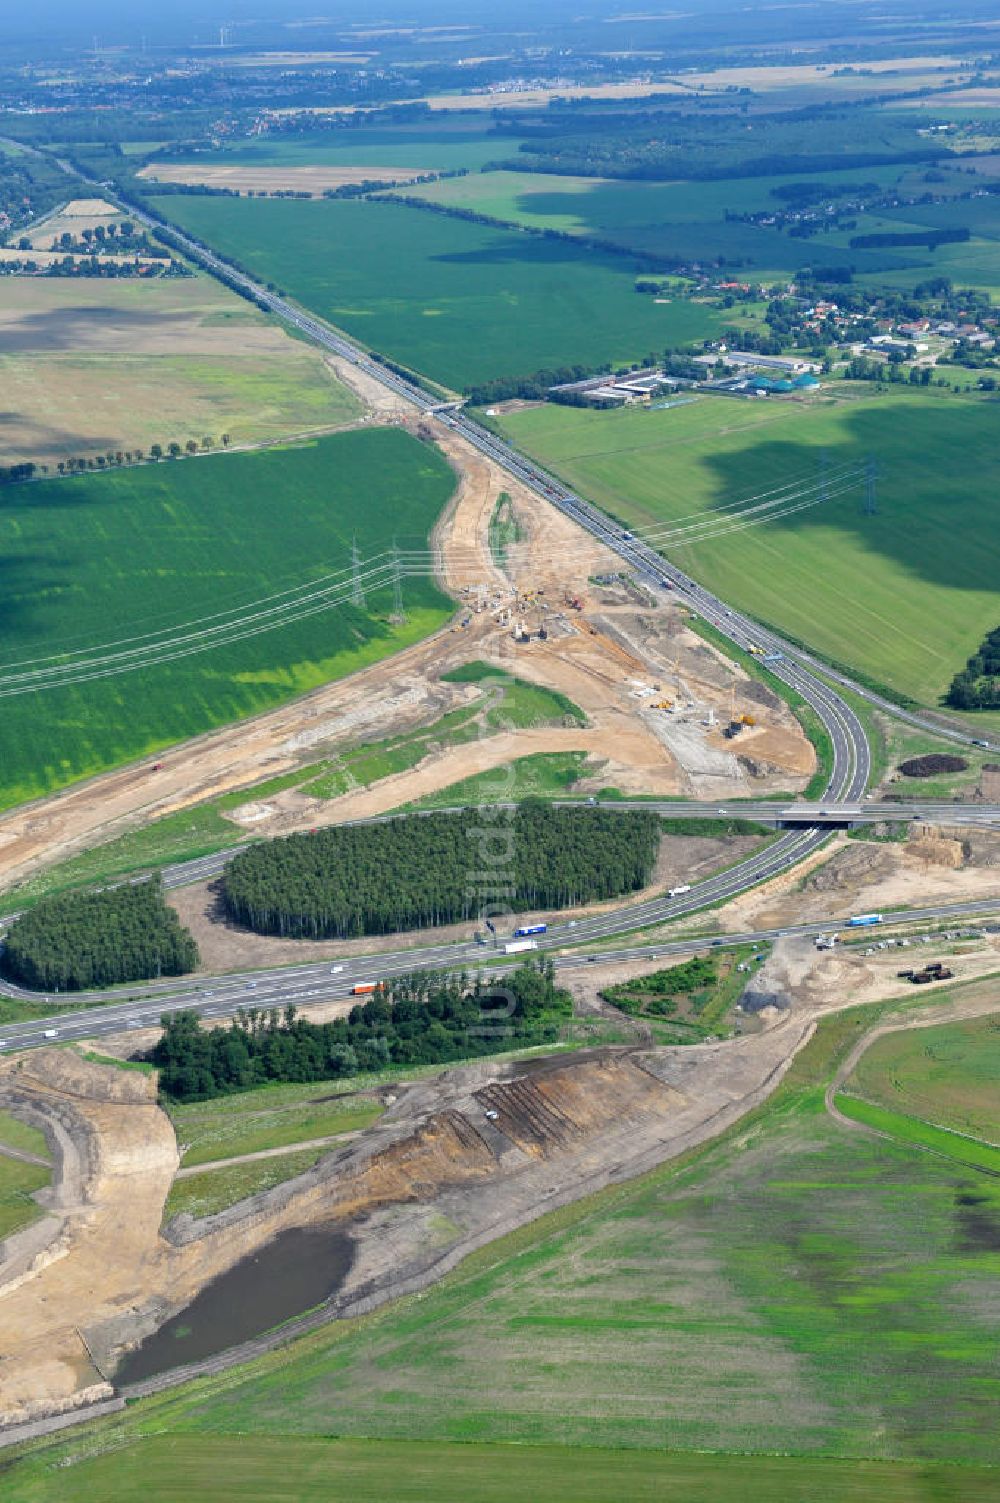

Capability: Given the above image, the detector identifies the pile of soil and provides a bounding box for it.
[898,753,967,778]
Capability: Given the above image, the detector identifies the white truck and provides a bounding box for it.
[668,884,692,898]
[504,938,538,955]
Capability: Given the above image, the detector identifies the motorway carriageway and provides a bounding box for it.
[3,168,985,1049]
[2,896,998,1054]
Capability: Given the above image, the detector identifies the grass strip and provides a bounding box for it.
[834,1095,1000,1173]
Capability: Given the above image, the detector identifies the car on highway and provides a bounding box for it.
[330,965,345,974]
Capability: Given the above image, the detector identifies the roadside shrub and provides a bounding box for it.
[897,754,968,778]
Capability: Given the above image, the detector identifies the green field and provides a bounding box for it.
[150,124,523,174]
[498,387,1000,708]
[169,1081,384,1167]
[0,429,454,809]
[6,1435,999,1503]
[134,1009,1000,1463]
[150,196,723,392]
[400,750,592,809]
[405,163,917,278]
[835,1095,1000,1172]
[441,661,586,727]
[8,997,1000,1498]
[843,1014,1000,1142]
[0,1152,50,1240]
[163,1147,333,1222]
[0,1109,50,1160]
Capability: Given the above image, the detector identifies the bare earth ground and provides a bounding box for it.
[0,350,359,468]
[0,280,358,463]
[138,163,434,194]
[3,936,998,1424]
[0,277,305,356]
[718,825,1000,936]
[0,364,812,894]
[290,58,970,116]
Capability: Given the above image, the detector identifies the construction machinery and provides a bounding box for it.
[899,961,954,985]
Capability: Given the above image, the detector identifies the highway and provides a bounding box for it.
[6,796,997,931]
[1,896,997,1054]
[112,196,992,755]
[0,164,989,1050]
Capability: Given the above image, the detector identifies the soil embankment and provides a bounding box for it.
[4,936,1000,1422]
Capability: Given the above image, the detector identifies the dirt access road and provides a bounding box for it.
[0,364,812,895]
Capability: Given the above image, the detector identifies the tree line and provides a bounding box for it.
[466,363,608,406]
[849,227,969,250]
[151,960,572,1102]
[946,625,1000,710]
[0,436,232,488]
[222,803,662,941]
[1,876,200,992]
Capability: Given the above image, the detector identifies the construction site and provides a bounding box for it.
[0,368,813,898]
[3,335,1000,1446]
[2,909,1000,1429]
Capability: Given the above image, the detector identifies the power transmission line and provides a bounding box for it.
[351,535,366,608]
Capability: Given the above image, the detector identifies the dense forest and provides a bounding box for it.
[1,877,199,992]
[222,804,662,940]
[152,960,572,1101]
[946,625,1000,710]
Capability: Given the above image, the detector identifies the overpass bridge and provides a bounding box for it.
[620,800,1000,829]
